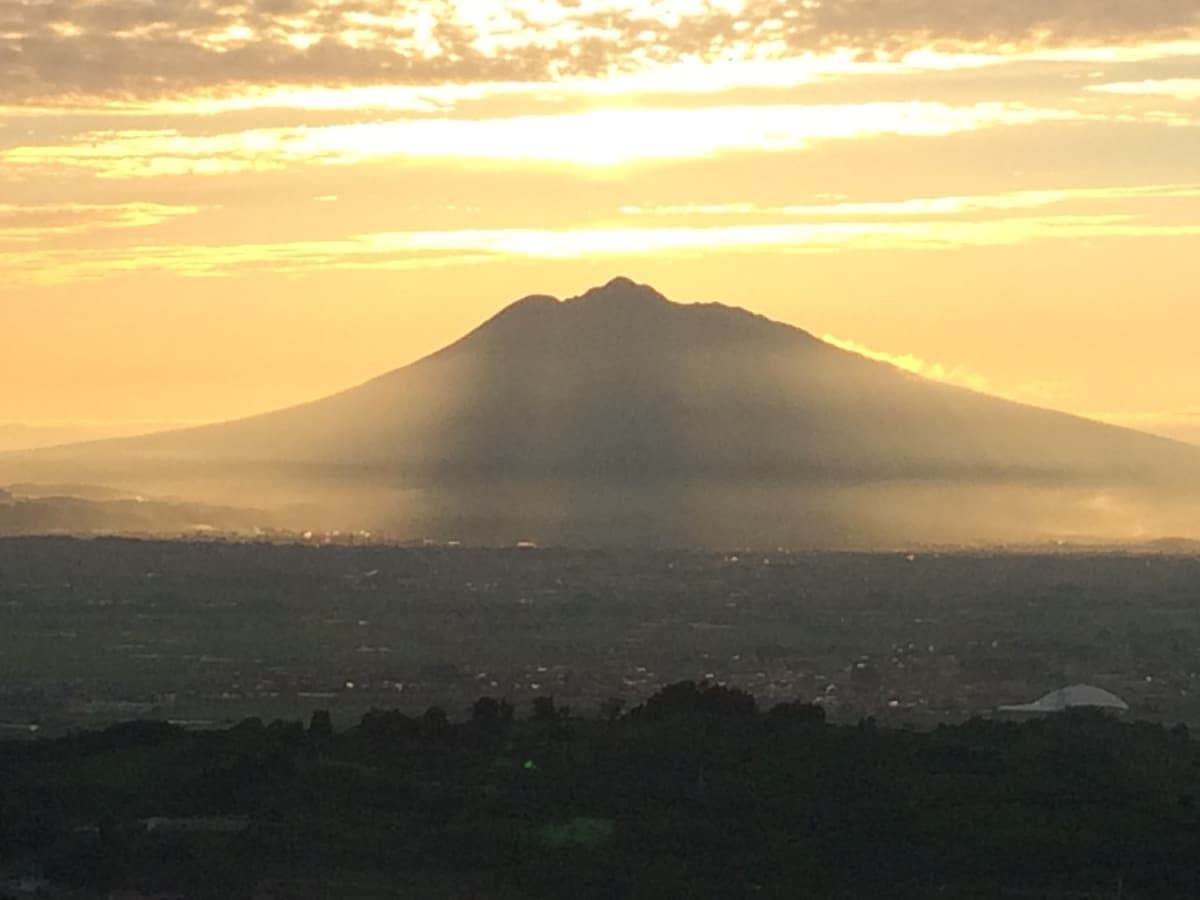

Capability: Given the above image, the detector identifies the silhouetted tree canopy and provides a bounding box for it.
[600,696,626,722]
[531,695,559,721]
[470,696,514,725]
[767,698,827,725]
[359,708,419,740]
[6,693,1200,899]
[308,709,333,739]
[634,680,758,720]
[421,705,449,738]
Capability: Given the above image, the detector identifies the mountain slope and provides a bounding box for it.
[5,277,1199,546]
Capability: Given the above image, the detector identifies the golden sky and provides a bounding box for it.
[2,0,1199,447]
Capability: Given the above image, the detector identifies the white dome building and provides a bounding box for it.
[998,684,1129,714]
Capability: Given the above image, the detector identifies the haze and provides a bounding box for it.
[2,0,1199,449]
[1,277,1196,546]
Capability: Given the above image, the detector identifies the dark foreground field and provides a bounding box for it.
[2,538,1200,732]
[2,695,1199,899]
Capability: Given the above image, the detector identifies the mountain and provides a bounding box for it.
[0,422,185,453]
[4,277,1199,547]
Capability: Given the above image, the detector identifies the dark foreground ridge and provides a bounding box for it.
[2,685,1197,900]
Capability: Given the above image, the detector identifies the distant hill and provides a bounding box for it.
[0,486,272,537]
[4,277,1199,547]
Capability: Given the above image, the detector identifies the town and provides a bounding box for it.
[3,538,1199,736]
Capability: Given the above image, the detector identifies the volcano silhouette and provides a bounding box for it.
[7,277,1199,546]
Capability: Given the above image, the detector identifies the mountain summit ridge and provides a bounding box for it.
[569,275,669,306]
[451,275,823,363]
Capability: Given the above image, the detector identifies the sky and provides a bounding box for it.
[2,0,1199,449]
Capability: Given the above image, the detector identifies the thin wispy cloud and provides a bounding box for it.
[7,214,1200,285]
[0,202,203,243]
[619,184,1200,220]
[820,334,994,394]
[1087,78,1200,99]
[0,102,1087,177]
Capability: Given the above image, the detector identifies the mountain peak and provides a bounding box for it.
[569,276,669,308]
[449,278,672,355]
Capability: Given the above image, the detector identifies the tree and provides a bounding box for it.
[601,696,626,722]
[470,696,514,726]
[421,705,449,738]
[635,680,757,721]
[308,709,333,739]
[531,695,558,721]
[360,708,418,739]
[767,699,826,725]
[266,718,306,745]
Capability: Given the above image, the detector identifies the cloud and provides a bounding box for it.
[746,0,1200,53]
[1,101,1082,177]
[6,213,1200,284]
[0,201,203,243]
[2,0,1198,102]
[1087,78,1200,99]
[819,334,993,394]
[619,184,1200,220]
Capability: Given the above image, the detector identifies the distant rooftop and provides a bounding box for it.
[998,684,1129,713]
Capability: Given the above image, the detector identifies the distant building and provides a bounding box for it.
[998,684,1129,714]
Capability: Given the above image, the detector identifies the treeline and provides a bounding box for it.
[349,678,823,739]
[2,682,1199,899]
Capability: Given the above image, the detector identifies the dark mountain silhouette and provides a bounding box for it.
[5,277,1199,546]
